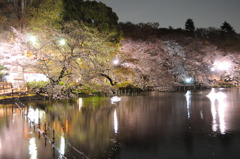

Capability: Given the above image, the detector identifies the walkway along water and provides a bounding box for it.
[14,99,89,159]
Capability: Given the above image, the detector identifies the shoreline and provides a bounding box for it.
[0,94,48,104]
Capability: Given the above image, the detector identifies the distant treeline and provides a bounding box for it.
[119,20,240,52]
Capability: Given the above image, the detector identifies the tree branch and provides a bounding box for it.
[99,73,117,86]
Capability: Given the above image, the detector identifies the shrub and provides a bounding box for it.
[28,81,49,90]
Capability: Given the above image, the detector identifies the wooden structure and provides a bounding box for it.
[0,82,28,95]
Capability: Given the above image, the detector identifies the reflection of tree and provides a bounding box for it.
[31,98,118,158]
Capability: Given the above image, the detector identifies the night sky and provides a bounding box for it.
[97,0,240,33]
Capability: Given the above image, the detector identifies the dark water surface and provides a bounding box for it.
[1,88,240,159]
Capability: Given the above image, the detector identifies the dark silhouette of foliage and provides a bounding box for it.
[62,0,119,33]
[185,19,195,32]
[119,22,162,39]
[195,27,240,51]
[221,21,235,33]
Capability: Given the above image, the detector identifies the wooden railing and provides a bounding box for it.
[0,82,28,95]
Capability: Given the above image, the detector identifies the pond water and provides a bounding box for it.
[1,88,240,159]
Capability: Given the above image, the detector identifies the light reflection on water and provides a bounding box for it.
[185,90,191,119]
[207,88,227,134]
[29,137,37,159]
[113,109,118,134]
[59,134,65,158]
[78,98,83,111]
[28,107,45,124]
[1,88,240,159]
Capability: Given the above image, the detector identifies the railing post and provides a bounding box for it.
[11,82,13,95]
[44,123,47,135]
[38,118,41,129]
[38,118,41,138]
[52,147,55,158]
[45,137,47,147]
[52,129,55,144]
[33,121,35,131]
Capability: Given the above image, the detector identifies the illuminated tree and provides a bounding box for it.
[120,39,175,89]
[11,21,118,98]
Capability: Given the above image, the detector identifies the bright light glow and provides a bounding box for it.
[207,88,227,134]
[208,89,218,132]
[59,39,66,46]
[28,35,37,44]
[185,90,191,119]
[219,99,226,134]
[213,61,232,71]
[79,98,83,111]
[200,110,204,119]
[113,109,118,134]
[113,59,119,65]
[59,135,65,156]
[185,77,193,84]
[111,96,121,104]
[211,67,216,71]
[29,137,38,159]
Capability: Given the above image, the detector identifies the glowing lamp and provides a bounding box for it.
[211,67,215,71]
[113,59,119,65]
[28,35,37,44]
[59,39,66,46]
[214,61,231,71]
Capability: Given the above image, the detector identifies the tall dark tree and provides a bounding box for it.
[0,0,12,31]
[185,18,195,32]
[28,0,64,31]
[7,0,37,32]
[62,0,119,33]
[221,21,235,33]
